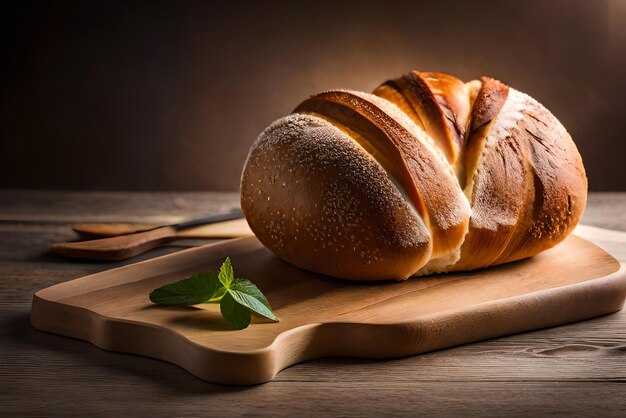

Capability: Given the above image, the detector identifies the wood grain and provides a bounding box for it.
[2,191,626,415]
[31,232,626,384]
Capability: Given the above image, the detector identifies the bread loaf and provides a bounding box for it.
[240,70,587,280]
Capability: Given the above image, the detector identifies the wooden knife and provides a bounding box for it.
[52,211,253,261]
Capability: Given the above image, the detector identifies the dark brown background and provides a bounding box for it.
[1,0,625,191]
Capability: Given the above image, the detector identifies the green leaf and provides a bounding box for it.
[231,278,272,309]
[218,257,234,289]
[228,279,278,321]
[220,292,251,330]
[149,271,221,305]
[149,257,278,331]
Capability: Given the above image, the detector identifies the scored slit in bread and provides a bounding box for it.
[240,70,587,280]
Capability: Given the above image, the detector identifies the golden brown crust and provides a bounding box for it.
[241,70,588,280]
[468,77,509,135]
[240,114,432,280]
[419,71,472,146]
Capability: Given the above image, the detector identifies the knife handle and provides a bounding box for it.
[52,226,178,261]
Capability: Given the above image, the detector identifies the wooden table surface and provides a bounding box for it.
[1,190,625,417]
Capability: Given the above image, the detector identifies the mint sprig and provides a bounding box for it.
[149,257,278,330]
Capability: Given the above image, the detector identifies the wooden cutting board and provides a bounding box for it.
[31,233,626,385]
